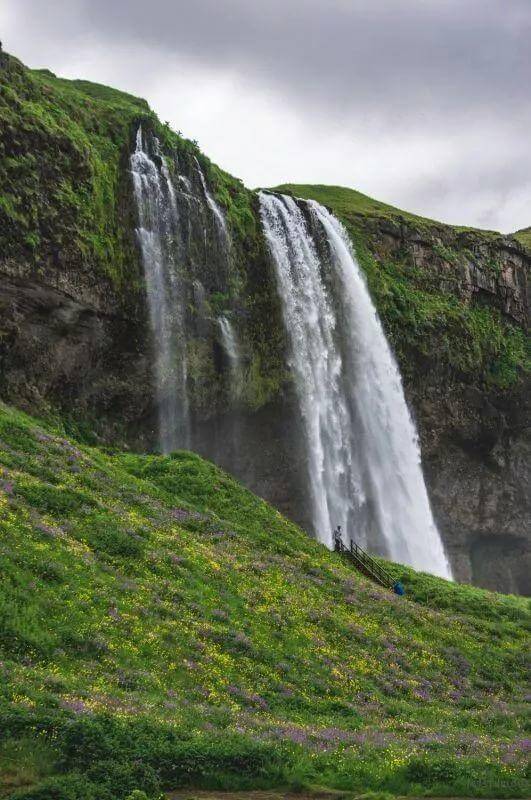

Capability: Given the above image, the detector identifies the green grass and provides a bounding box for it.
[513,226,531,251]
[0,402,529,799]
[272,184,441,228]
[31,70,150,111]
[272,184,506,238]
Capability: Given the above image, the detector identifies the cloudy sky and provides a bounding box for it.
[2,0,529,232]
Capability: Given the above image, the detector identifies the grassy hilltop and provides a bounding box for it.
[274,183,531,245]
[513,226,531,250]
[273,184,446,229]
[0,402,529,799]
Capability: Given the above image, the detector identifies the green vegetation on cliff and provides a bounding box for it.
[1,51,527,422]
[0,51,280,413]
[0,54,147,286]
[0,402,529,799]
[0,53,255,291]
[353,239,529,390]
[513,226,531,251]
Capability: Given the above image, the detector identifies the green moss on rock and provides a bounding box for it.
[352,236,529,389]
[0,54,149,287]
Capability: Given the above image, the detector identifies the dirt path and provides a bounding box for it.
[167,792,512,800]
[167,792,352,800]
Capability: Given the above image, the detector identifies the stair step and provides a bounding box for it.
[335,539,394,590]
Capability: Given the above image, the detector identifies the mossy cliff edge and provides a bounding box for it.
[0,51,529,592]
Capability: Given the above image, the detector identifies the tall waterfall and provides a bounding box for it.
[130,126,189,452]
[260,192,451,579]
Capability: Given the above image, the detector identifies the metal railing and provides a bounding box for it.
[335,538,394,590]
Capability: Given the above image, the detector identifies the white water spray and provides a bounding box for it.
[130,126,189,452]
[218,316,242,400]
[260,192,451,578]
[194,157,229,245]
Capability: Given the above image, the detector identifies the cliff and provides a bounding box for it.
[0,52,529,593]
[277,186,530,593]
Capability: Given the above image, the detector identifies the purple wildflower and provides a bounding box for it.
[60,698,90,715]
[233,631,252,649]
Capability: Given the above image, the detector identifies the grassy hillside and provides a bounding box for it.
[273,184,443,229]
[273,183,506,237]
[513,226,531,251]
[0,402,529,799]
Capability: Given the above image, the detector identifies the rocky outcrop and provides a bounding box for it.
[350,216,530,594]
[0,270,153,442]
[358,215,528,327]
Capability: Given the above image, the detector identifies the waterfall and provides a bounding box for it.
[194,157,229,245]
[130,126,189,452]
[218,316,242,400]
[259,192,451,579]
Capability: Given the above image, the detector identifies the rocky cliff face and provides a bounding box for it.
[350,214,529,593]
[1,54,529,593]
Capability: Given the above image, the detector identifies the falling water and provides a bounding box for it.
[194,157,229,245]
[218,316,242,401]
[259,192,451,578]
[130,126,189,452]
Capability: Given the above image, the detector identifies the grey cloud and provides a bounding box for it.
[4,0,530,230]
[401,159,531,231]
[18,0,530,124]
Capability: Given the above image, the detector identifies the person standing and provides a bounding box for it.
[333,525,343,551]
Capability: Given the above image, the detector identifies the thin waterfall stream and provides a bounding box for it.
[260,191,451,579]
[130,126,190,452]
[194,157,229,246]
[218,316,242,401]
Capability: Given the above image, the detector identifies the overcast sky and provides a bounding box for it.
[2,0,530,232]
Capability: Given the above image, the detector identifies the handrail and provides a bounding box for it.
[335,537,394,590]
[352,540,394,586]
